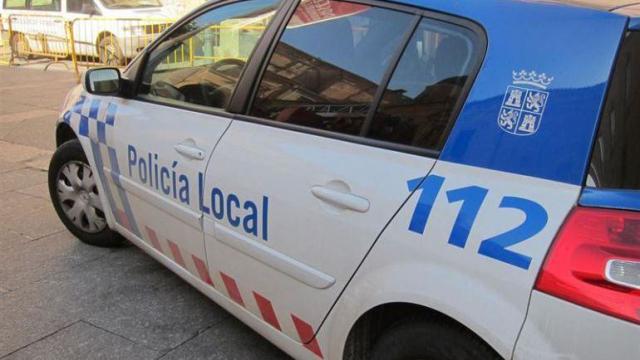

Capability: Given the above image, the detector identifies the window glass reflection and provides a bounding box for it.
[250,0,413,136]
[142,0,282,109]
[367,19,476,150]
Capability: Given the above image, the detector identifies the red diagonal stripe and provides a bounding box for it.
[253,292,281,330]
[115,208,130,231]
[220,272,244,306]
[192,255,214,286]
[291,314,323,359]
[167,240,185,267]
[144,226,163,253]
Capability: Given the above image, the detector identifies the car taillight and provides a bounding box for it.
[535,207,640,325]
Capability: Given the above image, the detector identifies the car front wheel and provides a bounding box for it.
[48,139,123,247]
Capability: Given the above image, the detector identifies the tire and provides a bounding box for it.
[97,35,125,66]
[370,319,501,360]
[48,139,123,247]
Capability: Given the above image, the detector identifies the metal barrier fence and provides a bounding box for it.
[0,29,10,65]
[7,14,71,65]
[1,14,174,78]
[68,17,172,69]
[1,15,265,80]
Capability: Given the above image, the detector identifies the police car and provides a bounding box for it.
[47,0,640,358]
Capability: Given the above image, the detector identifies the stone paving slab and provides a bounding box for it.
[0,231,106,291]
[160,318,290,360]
[15,182,50,200]
[0,191,49,220]
[0,168,48,194]
[86,278,230,352]
[0,292,75,358]
[0,114,59,151]
[2,321,160,360]
[0,141,51,164]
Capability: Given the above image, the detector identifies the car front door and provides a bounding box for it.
[201,0,483,353]
[90,0,284,282]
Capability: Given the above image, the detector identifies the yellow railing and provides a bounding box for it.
[2,14,263,78]
[0,22,10,65]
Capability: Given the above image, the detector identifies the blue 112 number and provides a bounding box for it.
[407,175,548,270]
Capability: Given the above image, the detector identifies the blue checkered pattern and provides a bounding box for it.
[63,94,141,237]
[63,95,115,145]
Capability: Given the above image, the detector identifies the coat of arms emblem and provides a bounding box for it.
[498,70,553,136]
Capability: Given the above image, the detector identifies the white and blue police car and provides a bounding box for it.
[48,0,640,358]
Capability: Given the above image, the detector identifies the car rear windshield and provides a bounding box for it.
[587,30,640,189]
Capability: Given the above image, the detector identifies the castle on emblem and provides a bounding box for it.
[498,70,552,136]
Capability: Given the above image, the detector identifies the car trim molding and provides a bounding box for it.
[108,168,202,230]
[208,220,336,289]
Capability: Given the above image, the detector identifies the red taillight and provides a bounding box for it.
[535,207,640,325]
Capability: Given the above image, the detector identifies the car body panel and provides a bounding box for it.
[391,0,628,185]
[514,291,640,360]
[316,161,580,359]
[202,120,437,344]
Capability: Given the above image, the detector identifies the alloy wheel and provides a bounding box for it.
[56,161,106,233]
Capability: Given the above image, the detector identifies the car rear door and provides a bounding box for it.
[201,0,484,350]
[86,0,285,282]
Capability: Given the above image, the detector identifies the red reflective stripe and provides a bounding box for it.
[291,314,323,359]
[192,255,214,286]
[167,240,185,267]
[220,272,244,306]
[144,226,163,253]
[113,219,321,358]
[253,291,281,331]
[116,208,130,231]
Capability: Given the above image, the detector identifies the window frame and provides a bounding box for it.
[130,0,295,118]
[128,0,487,159]
[3,0,29,10]
[28,0,61,11]
[4,0,62,11]
[236,0,487,158]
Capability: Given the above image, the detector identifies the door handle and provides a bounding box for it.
[311,185,370,213]
[174,143,205,160]
[53,19,63,23]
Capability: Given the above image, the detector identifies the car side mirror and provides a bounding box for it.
[84,67,121,95]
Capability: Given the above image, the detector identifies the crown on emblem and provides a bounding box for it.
[512,70,554,89]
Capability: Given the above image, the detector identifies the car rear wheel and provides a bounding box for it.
[49,139,123,247]
[370,318,501,360]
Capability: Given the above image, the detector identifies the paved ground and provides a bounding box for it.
[0,66,288,359]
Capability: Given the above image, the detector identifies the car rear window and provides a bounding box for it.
[250,0,415,137]
[588,30,640,189]
[249,0,482,152]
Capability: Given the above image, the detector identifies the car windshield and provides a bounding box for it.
[101,0,161,9]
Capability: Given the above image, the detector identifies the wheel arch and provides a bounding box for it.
[342,301,500,360]
[56,121,78,148]
[321,253,517,360]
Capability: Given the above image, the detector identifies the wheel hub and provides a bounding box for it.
[56,161,107,234]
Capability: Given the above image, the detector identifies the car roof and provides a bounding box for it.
[393,0,639,18]
[546,0,639,11]
[543,0,640,15]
